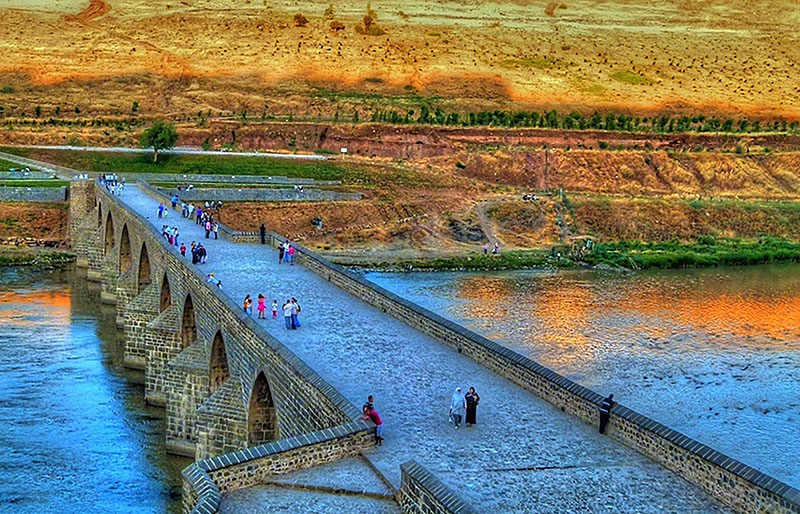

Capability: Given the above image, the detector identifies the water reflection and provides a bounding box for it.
[0,266,189,513]
[367,264,800,489]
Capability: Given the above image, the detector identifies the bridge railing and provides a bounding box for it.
[182,421,373,514]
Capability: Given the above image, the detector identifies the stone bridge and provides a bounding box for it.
[69,180,364,461]
[66,179,800,514]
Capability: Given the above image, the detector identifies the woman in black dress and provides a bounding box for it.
[465,387,480,427]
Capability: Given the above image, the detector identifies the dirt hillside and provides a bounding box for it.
[1,0,799,119]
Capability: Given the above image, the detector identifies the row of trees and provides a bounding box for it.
[369,107,800,134]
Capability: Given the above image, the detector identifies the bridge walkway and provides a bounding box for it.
[118,185,727,513]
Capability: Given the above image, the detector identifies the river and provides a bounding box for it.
[366,263,800,489]
[0,265,189,513]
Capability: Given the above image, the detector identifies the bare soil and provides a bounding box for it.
[1,0,799,120]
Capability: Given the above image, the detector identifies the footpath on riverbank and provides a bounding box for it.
[119,184,727,512]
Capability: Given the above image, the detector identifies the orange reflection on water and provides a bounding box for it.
[617,290,800,342]
[450,270,800,357]
[0,288,71,325]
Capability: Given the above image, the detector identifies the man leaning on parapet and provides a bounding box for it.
[598,394,618,434]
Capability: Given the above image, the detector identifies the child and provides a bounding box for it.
[271,299,278,319]
[180,242,186,257]
[257,294,266,319]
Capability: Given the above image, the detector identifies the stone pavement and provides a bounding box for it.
[119,186,729,513]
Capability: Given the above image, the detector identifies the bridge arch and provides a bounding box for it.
[180,294,197,349]
[137,242,151,293]
[119,225,132,274]
[208,330,230,395]
[248,371,278,446]
[159,273,171,313]
[104,212,115,255]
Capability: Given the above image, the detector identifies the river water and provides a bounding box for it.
[366,264,800,489]
[0,266,189,513]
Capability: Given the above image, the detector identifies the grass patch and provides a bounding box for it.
[0,251,74,266]
[610,70,654,85]
[0,179,68,188]
[584,237,800,270]
[0,157,39,171]
[362,250,574,271]
[0,147,431,189]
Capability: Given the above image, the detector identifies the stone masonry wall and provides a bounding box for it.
[0,186,67,202]
[398,461,476,514]
[268,235,800,514]
[182,422,374,514]
[85,184,362,462]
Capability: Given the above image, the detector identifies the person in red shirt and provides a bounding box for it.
[361,405,383,445]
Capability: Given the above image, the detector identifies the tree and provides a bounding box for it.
[139,121,178,162]
[323,4,335,19]
[35,105,42,117]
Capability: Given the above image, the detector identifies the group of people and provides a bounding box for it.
[243,294,302,330]
[188,241,208,264]
[277,241,296,265]
[482,242,501,255]
[448,387,481,429]
[101,174,124,195]
[161,224,179,247]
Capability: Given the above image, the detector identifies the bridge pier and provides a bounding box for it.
[195,378,248,460]
[123,281,160,369]
[99,252,118,304]
[115,267,137,328]
[143,306,183,406]
[165,342,210,457]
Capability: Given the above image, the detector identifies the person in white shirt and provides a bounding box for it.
[283,300,293,330]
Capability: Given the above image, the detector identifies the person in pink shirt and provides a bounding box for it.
[256,294,266,319]
[361,405,384,445]
[287,244,295,266]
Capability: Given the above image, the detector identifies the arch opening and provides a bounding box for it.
[104,213,115,255]
[98,203,102,227]
[159,274,171,313]
[209,331,230,395]
[137,243,151,293]
[248,372,278,446]
[180,295,197,349]
[119,225,132,274]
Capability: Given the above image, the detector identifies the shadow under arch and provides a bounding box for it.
[159,273,171,313]
[137,242,151,293]
[180,294,197,349]
[98,203,103,227]
[248,371,278,446]
[104,212,115,255]
[119,225,132,274]
[208,330,230,395]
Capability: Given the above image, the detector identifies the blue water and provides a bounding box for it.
[0,266,188,513]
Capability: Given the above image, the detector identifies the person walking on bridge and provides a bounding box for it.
[598,394,617,434]
[278,242,285,264]
[465,387,480,427]
[157,203,165,219]
[449,387,466,429]
[290,297,301,328]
